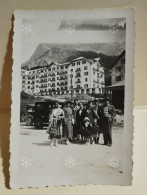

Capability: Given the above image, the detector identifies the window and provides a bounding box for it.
[57,77,59,80]
[85,78,88,82]
[72,63,75,66]
[82,61,86,64]
[76,73,81,77]
[84,72,88,76]
[84,84,88,88]
[84,66,88,70]
[121,58,125,65]
[116,66,121,71]
[70,69,73,72]
[77,62,80,65]
[76,68,81,71]
[77,85,80,89]
[116,76,121,81]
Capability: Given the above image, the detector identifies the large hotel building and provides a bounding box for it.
[21,56,105,96]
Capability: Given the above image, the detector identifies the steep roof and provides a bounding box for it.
[71,56,86,61]
[111,50,125,67]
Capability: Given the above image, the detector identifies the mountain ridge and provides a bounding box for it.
[21,43,125,70]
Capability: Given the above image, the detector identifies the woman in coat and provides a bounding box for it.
[63,101,74,145]
[46,101,64,146]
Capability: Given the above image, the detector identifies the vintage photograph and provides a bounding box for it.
[10,10,134,188]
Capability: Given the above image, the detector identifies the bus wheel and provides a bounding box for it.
[34,118,43,129]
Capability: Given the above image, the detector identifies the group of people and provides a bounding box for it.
[46,98,116,147]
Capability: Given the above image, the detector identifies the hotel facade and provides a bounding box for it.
[21,56,105,96]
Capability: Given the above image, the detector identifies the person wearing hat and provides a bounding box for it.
[84,101,99,124]
[47,101,64,147]
[76,102,86,141]
[63,101,74,145]
[99,97,116,146]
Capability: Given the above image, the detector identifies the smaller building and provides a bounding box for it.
[111,50,125,85]
[105,50,125,110]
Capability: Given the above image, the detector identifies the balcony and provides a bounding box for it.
[59,71,67,75]
[40,80,47,83]
[75,69,81,72]
[93,68,99,72]
[60,82,67,86]
[75,80,81,83]
[93,80,99,83]
[39,75,47,78]
[59,77,67,81]
[50,73,56,76]
[40,85,47,88]
[75,74,81,78]
[28,77,35,80]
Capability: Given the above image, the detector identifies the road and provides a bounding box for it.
[19,122,130,186]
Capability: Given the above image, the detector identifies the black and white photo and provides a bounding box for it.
[10,9,134,188]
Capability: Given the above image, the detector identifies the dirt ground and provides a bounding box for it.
[19,118,130,186]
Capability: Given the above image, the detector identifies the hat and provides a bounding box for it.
[105,97,110,101]
[83,117,90,122]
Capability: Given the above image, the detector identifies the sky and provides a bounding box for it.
[21,18,126,63]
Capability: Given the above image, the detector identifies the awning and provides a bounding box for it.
[105,80,125,91]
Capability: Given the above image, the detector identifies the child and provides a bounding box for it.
[91,118,100,144]
[48,116,58,147]
[83,117,92,145]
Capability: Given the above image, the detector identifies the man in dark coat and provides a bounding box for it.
[99,97,116,146]
[76,102,86,141]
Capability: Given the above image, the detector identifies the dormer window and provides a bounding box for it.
[82,61,86,64]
